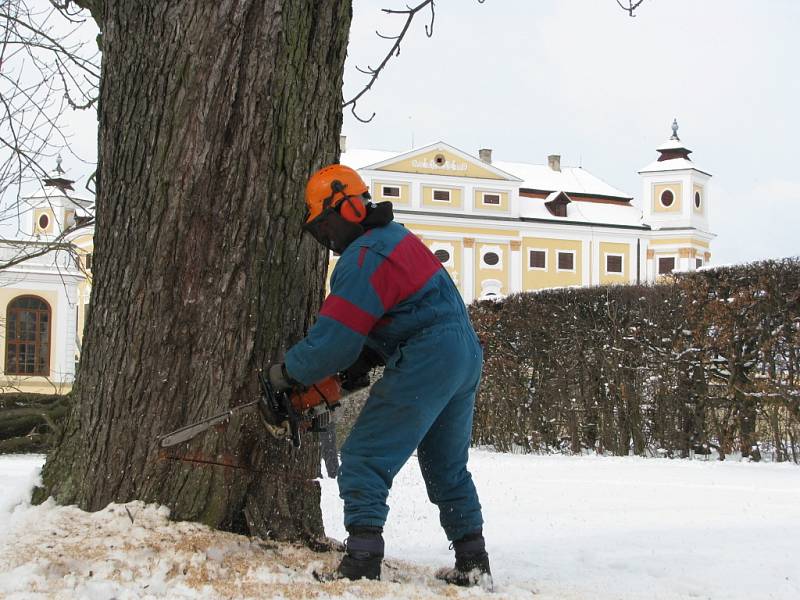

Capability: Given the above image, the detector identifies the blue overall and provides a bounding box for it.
[285,220,484,541]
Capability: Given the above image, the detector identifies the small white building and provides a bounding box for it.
[0,159,94,393]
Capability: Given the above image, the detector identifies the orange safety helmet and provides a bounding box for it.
[304,164,369,225]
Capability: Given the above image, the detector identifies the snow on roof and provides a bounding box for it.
[340,145,646,227]
[655,138,691,152]
[24,187,94,211]
[495,160,632,199]
[520,194,644,227]
[545,191,564,202]
[639,157,710,175]
[340,148,398,169]
[341,147,633,200]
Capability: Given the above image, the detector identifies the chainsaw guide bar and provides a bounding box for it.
[157,371,342,451]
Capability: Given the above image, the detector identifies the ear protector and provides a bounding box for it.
[329,179,367,224]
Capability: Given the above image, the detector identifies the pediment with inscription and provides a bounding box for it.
[365,143,520,181]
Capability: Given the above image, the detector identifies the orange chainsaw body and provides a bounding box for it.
[290,375,343,412]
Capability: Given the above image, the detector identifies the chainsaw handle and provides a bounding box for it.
[258,369,304,448]
[291,375,342,411]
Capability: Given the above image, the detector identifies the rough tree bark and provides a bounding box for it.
[34,0,352,543]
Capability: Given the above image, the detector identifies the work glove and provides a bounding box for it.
[268,362,295,392]
[339,346,385,391]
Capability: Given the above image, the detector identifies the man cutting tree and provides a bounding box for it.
[268,164,491,587]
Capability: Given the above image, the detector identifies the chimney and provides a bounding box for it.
[479,148,492,164]
[339,135,347,153]
[547,154,561,172]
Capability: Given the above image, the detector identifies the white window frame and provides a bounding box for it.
[527,248,548,271]
[431,188,452,203]
[430,242,455,268]
[658,255,678,275]
[37,213,50,231]
[381,185,401,199]
[480,245,503,270]
[556,250,576,273]
[604,252,624,275]
[694,190,703,211]
[659,188,676,209]
[695,257,703,269]
[481,191,501,206]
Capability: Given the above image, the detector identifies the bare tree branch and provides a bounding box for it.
[0,0,99,270]
[0,216,93,271]
[616,0,646,17]
[345,0,646,123]
[343,0,441,124]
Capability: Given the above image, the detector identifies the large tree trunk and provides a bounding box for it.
[34,0,352,542]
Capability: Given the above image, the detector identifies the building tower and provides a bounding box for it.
[639,120,715,278]
[21,155,93,239]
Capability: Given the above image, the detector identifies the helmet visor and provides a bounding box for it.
[302,208,363,254]
[303,210,333,248]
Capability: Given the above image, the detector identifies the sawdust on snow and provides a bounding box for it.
[0,500,497,599]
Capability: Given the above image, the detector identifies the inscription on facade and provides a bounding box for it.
[411,158,468,172]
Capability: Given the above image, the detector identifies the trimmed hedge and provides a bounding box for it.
[470,258,800,462]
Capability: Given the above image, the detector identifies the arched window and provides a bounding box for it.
[5,295,51,376]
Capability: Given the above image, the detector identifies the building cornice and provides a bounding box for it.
[394,208,651,232]
[520,188,633,203]
[646,226,717,241]
[638,166,712,177]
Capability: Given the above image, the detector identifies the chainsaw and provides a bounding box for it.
[158,371,343,450]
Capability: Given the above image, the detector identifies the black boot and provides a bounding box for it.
[435,530,493,589]
[335,526,384,581]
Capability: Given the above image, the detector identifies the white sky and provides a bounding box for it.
[43,0,800,265]
[343,0,800,265]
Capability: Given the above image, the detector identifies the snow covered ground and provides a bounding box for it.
[1,451,798,599]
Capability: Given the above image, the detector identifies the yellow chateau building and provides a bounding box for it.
[0,122,713,392]
[338,121,714,302]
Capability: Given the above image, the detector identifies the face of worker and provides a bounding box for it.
[304,209,363,255]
